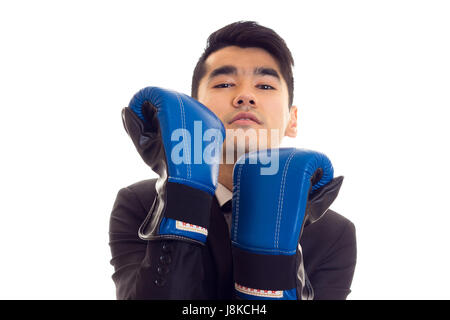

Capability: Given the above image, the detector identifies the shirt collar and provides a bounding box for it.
[215,182,232,207]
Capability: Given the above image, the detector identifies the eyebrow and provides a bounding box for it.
[254,67,280,81]
[208,65,237,80]
[208,65,281,82]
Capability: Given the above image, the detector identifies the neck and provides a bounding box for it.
[218,163,234,191]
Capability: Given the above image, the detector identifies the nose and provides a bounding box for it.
[232,92,256,109]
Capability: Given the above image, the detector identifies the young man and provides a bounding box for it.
[109,21,357,300]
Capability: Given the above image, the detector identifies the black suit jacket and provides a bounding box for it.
[109,179,357,300]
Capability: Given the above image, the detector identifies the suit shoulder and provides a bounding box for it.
[320,210,355,231]
[124,178,157,195]
[301,209,356,252]
[121,178,157,212]
[110,179,157,233]
[319,209,355,242]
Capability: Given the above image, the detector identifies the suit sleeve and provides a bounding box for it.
[108,186,212,299]
[309,220,357,300]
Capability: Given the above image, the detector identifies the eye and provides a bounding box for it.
[213,83,235,88]
[257,84,275,90]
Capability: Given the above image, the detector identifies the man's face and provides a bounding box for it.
[197,46,297,159]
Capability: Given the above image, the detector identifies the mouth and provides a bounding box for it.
[228,112,262,125]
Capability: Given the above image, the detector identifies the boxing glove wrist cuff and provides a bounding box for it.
[164,181,212,230]
[155,182,212,243]
[232,246,297,291]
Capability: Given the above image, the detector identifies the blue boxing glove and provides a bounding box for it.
[231,148,337,299]
[122,87,225,244]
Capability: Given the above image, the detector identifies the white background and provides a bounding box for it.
[1,0,449,299]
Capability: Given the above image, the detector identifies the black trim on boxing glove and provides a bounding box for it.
[232,246,297,291]
[138,181,213,244]
[164,182,212,229]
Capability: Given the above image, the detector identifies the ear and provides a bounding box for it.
[284,105,298,138]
